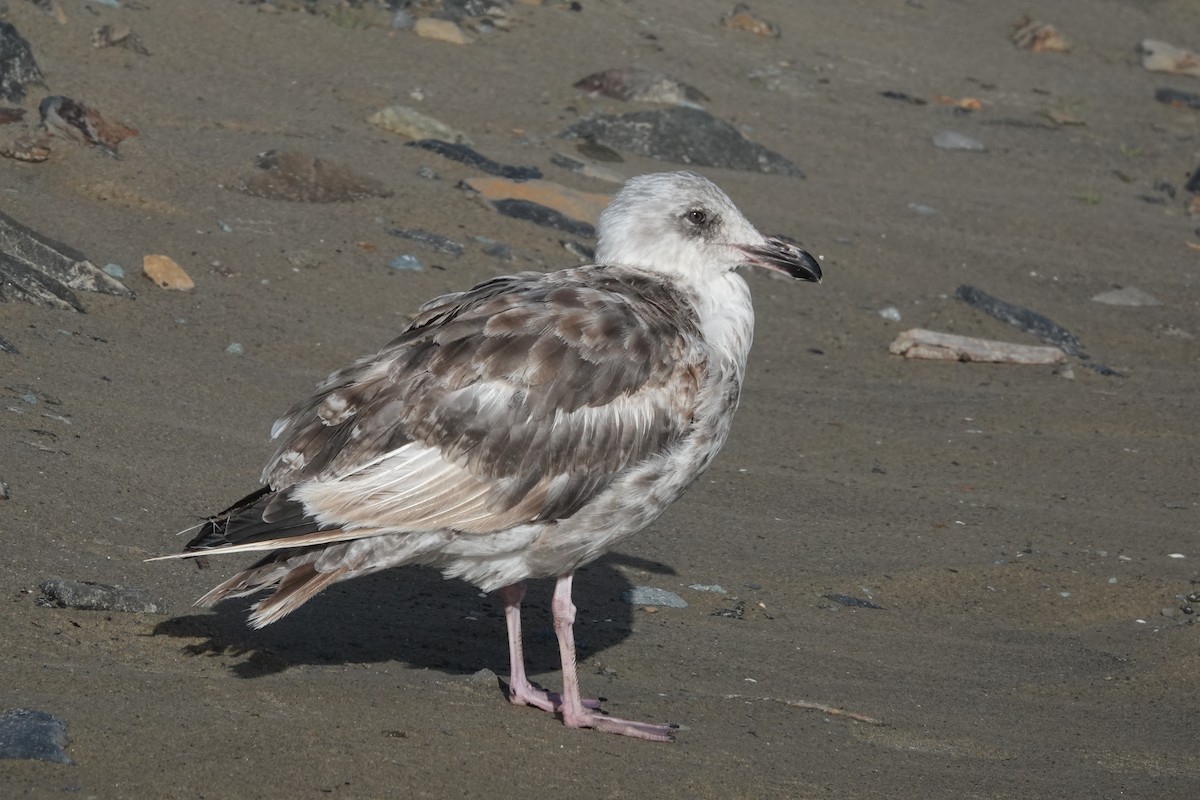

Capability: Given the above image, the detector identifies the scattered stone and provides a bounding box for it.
[236,149,392,203]
[224,342,245,356]
[1139,39,1200,78]
[0,21,45,103]
[622,587,688,608]
[0,211,133,311]
[574,137,624,163]
[367,105,473,145]
[1011,17,1069,53]
[823,593,884,610]
[889,328,1068,365]
[932,130,986,151]
[1185,167,1200,194]
[0,709,74,765]
[878,306,901,322]
[416,165,441,180]
[386,227,464,256]
[494,199,594,237]
[748,64,813,99]
[721,3,780,38]
[549,152,624,184]
[562,106,803,176]
[1091,287,1162,306]
[142,254,194,291]
[91,24,149,55]
[467,667,498,687]
[37,577,166,614]
[285,249,320,269]
[390,10,415,30]
[461,176,610,225]
[954,285,1086,357]
[574,67,708,106]
[688,583,727,594]
[388,254,424,272]
[101,263,125,279]
[0,477,9,499]
[0,335,18,354]
[481,241,513,262]
[711,601,746,619]
[561,240,594,262]
[907,203,937,215]
[406,139,542,181]
[1154,87,1200,110]
[39,96,138,156]
[0,106,25,124]
[880,90,927,105]
[414,18,473,45]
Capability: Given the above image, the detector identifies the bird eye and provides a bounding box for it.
[685,209,707,226]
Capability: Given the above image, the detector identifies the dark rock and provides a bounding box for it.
[0,21,44,104]
[492,199,595,237]
[405,140,542,181]
[0,212,134,312]
[823,593,884,610]
[880,90,927,105]
[562,107,803,177]
[386,227,465,256]
[575,138,624,163]
[955,284,1122,376]
[37,577,166,614]
[574,68,708,105]
[0,333,17,354]
[1185,166,1200,194]
[236,150,393,202]
[0,709,74,765]
[1155,87,1200,110]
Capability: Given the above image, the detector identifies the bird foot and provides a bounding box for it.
[563,708,675,742]
[506,680,601,713]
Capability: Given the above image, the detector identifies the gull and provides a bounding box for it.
[156,171,821,741]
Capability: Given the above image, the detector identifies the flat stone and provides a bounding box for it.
[1140,39,1200,78]
[408,139,541,181]
[142,254,194,291]
[414,18,473,45]
[1091,287,1162,306]
[574,68,708,106]
[562,106,803,176]
[933,131,986,151]
[37,577,166,614]
[236,149,392,203]
[623,586,688,608]
[461,176,610,225]
[367,105,472,145]
[0,709,74,765]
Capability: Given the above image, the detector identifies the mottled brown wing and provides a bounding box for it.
[248,267,706,538]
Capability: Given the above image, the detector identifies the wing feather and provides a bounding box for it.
[186,267,707,553]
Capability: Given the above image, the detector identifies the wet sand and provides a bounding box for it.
[2,1,1198,797]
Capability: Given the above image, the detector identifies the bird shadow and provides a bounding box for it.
[151,553,676,682]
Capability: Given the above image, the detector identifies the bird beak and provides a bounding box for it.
[738,237,822,282]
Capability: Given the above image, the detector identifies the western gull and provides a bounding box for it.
[158,170,821,741]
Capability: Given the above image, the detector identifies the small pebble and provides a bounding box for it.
[932,131,986,151]
[878,306,902,322]
[416,166,440,181]
[1107,577,1118,584]
[622,586,688,608]
[143,254,195,291]
[101,263,125,279]
[37,577,165,614]
[224,342,245,356]
[687,583,727,594]
[388,255,424,272]
[1091,287,1162,307]
[907,203,938,215]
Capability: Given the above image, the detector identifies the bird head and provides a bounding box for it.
[593,171,822,284]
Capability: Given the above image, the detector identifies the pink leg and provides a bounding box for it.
[551,573,674,742]
[500,582,556,711]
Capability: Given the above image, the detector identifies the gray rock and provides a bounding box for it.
[562,107,804,177]
[0,21,44,103]
[492,199,595,238]
[406,140,542,182]
[0,709,74,765]
[386,227,464,256]
[932,131,986,151]
[622,586,688,608]
[387,254,424,272]
[224,342,245,356]
[0,211,134,312]
[1091,287,1162,307]
[37,577,166,614]
[687,583,727,594]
